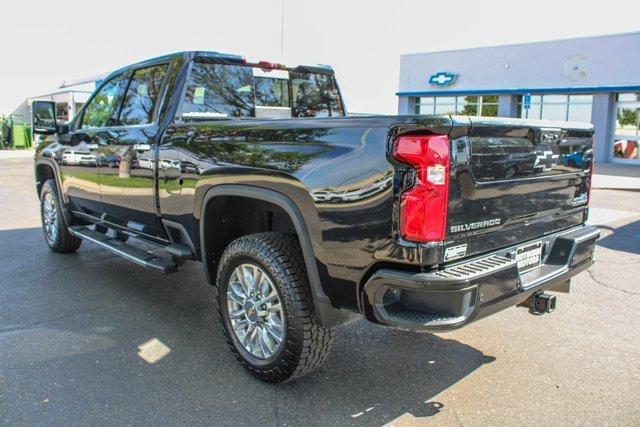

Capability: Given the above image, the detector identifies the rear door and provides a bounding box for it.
[446,117,594,260]
[97,63,170,239]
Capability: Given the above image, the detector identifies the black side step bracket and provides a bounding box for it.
[163,242,193,262]
[69,226,178,273]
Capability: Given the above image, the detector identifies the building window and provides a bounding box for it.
[415,95,498,117]
[617,92,640,103]
[517,94,593,123]
[55,103,69,122]
[612,92,639,161]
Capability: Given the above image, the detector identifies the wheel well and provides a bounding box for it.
[35,163,56,195]
[202,195,297,284]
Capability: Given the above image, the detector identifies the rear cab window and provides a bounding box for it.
[290,71,344,118]
[180,59,345,121]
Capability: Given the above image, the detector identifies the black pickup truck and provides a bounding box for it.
[32,51,599,383]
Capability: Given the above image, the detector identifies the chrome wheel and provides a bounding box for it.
[226,263,285,359]
[42,192,58,243]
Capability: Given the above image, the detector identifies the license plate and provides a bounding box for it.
[516,241,542,273]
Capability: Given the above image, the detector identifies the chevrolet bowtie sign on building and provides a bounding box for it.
[428,72,457,86]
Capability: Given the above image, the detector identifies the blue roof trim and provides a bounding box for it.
[396,85,640,97]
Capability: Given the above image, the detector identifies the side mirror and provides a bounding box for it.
[32,101,57,134]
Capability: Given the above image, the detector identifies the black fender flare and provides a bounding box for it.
[199,184,352,328]
[34,157,73,226]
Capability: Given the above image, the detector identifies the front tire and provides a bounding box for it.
[216,232,334,383]
[40,180,82,253]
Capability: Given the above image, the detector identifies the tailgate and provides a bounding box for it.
[445,117,594,261]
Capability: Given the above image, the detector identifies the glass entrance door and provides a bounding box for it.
[612,94,640,163]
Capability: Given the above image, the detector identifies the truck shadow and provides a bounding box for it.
[595,220,640,255]
[1,227,494,426]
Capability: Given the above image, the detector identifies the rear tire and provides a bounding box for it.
[40,180,82,253]
[216,232,334,383]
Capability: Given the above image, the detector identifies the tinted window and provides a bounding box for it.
[180,61,345,120]
[182,62,254,119]
[118,64,168,125]
[81,74,128,129]
[290,71,344,117]
[255,77,289,107]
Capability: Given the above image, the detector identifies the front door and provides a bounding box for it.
[60,73,129,216]
[97,63,170,239]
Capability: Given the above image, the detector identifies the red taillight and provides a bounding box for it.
[393,135,450,242]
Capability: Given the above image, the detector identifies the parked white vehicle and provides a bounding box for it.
[138,157,154,169]
[62,150,97,166]
[138,158,180,170]
[158,159,181,170]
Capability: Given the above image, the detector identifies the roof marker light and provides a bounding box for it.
[258,61,286,70]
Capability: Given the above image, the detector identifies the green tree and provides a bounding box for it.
[0,115,12,148]
[618,108,638,127]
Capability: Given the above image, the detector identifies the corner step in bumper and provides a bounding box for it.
[69,226,178,273]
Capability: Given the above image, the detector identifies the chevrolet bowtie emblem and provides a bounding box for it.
[534,150,559,171]
[429,72,457,86]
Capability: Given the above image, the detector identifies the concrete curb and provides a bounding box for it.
[592,186,640,192]
[592,175,640,192]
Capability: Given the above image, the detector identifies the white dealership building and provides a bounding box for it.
[397,31,640,166]
[12,74,105,126]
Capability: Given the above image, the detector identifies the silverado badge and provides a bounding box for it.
[450,218,501,234]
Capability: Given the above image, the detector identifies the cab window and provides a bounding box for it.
[182,62,254,119]
[118,64,168,126]
[290,71,344,117]
[180,60,345,121]
[80,74,128,129]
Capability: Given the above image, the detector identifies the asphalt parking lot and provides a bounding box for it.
[1,157,639,426]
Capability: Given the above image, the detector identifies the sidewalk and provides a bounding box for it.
[592,162,640,190]
[0,149,35,159]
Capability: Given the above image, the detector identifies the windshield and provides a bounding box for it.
[181,61,344,120]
